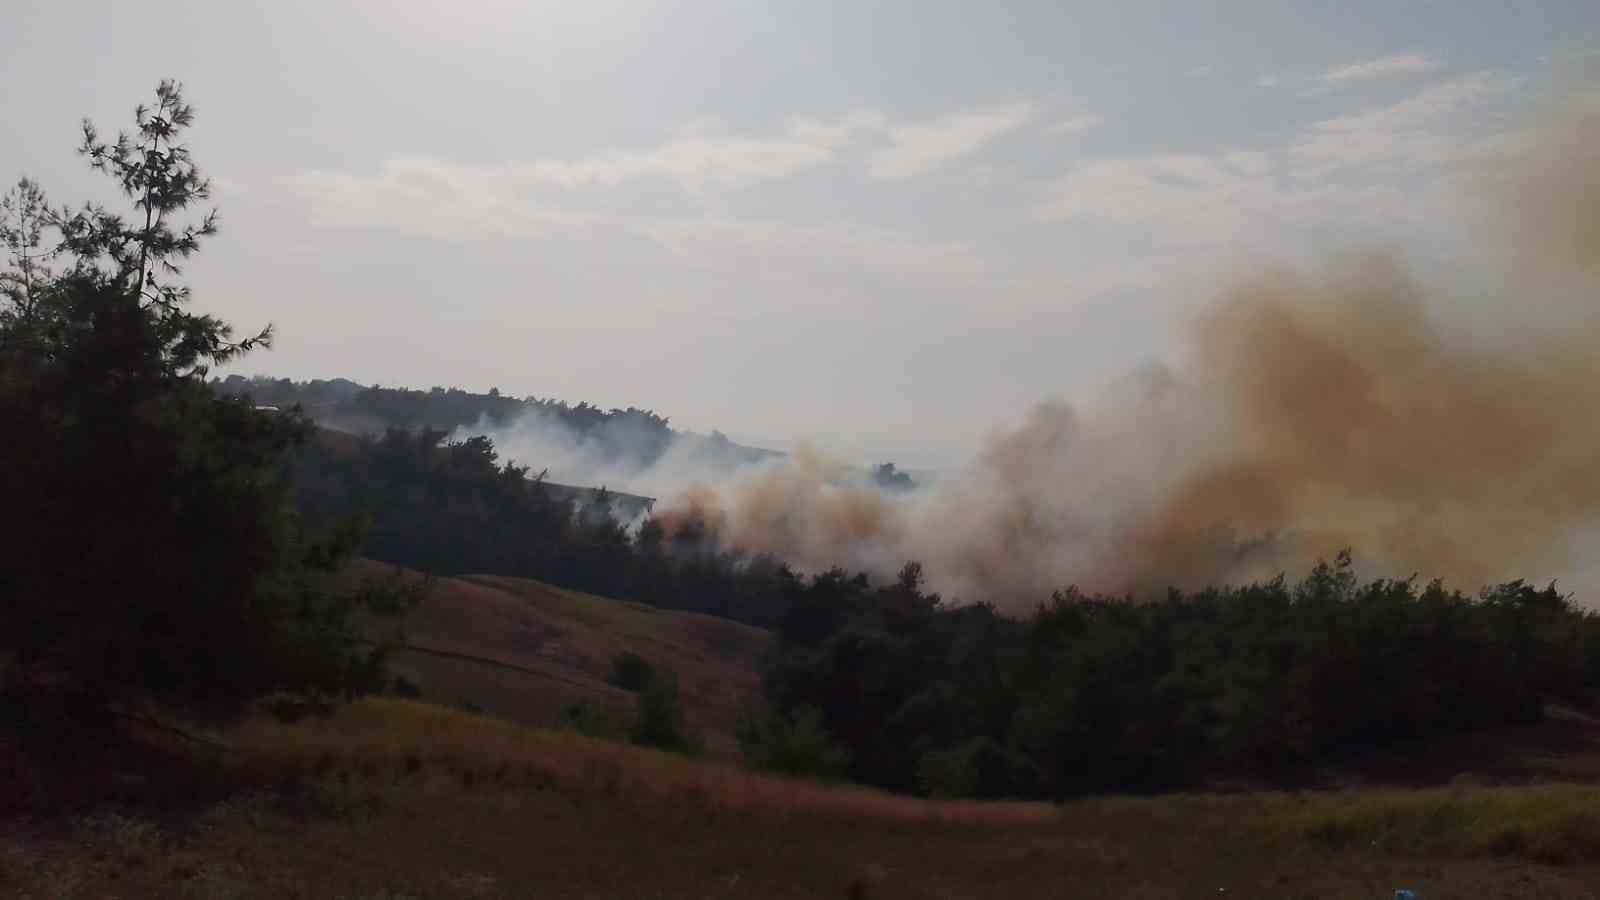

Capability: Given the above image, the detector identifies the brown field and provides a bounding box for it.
[5,698,1600,899]
[342,559,771,758]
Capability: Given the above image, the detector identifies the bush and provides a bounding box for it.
[630,673,699,755]
[607,652,657,693]
[916,737,1037,799]
[737,706,851,779]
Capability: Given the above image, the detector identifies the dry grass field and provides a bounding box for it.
[5,698,1600,899]
[342,559,770,758]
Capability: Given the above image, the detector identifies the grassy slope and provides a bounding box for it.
[5,699,1600,899]
[343,559,771,759]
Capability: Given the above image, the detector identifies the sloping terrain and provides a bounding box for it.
[6,699,1600,899]
[343,559,771,759]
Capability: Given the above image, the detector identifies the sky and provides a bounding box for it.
[3,0,1597,466]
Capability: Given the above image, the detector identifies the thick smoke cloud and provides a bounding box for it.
[479,90,1600,606]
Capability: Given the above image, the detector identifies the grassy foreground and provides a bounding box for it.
[5,699,1600,899]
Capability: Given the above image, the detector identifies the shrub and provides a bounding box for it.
[630,673,699,755]
[607,652,658,693]
[737,706,851,779]
[916,737,1036,799]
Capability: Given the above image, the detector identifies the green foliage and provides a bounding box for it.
[915,736,1036,799]
[0,177,58,325]
[607,652,657,693]
[630,672,699,755]
[755,553,1600,799]
[54,80,269,376]
[736,706,851,779]
[0,81,403,740]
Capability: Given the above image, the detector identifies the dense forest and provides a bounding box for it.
[743,557,1600,798]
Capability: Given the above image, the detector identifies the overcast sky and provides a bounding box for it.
[4,1,1596,464]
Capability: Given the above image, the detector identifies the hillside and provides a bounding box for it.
[341,559,771,759]
[341,559,1600,789]
[6,699,1600,898]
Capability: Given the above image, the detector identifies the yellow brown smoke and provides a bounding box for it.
[657,90,1600,605]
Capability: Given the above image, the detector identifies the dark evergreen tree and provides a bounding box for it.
[0,82,405,745]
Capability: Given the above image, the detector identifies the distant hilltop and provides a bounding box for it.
[215,376,785,521]
[212,375,783,475]
[305,420,660,523]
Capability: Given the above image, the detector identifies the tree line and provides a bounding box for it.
[742,555,1600,798]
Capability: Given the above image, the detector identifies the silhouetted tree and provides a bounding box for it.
[0,82,403,749]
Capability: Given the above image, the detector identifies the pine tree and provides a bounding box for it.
[0,82,406,747]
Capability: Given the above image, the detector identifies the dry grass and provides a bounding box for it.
[342,560,769,759]
[1267,783,1600,863]
[235,698,1055,828]
[5,699,1600,899]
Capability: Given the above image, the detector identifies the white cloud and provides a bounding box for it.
[1289,72,1513,177]
[1185,65,1214,78]
[1256,75,1281,88]
[1034,75,1512,246]
[279,157,614,240]
[279,151,987,280]
[285,111,885,208]
[1046,114,1105,137]
[1319,53,1441,83]
[866,103,1036,179]
[511,112,883,191]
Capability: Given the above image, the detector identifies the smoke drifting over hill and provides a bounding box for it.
[479,91,1600,605]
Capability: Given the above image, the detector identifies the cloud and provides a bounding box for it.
[281,154,986,280]
[1289,72,1514,177]
[865,103,1036,179]
[1256,75,1281,88]
[1035,75,1513,245]
[1320,53,1441,84]
[1046,114,1105,137]
[278,157,614,240]
[1185,65,1214,78]
[284,111,884,207]
[510,112,884,191]
[281,99,1046,227]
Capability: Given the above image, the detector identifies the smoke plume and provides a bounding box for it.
[483,90,1600,605]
